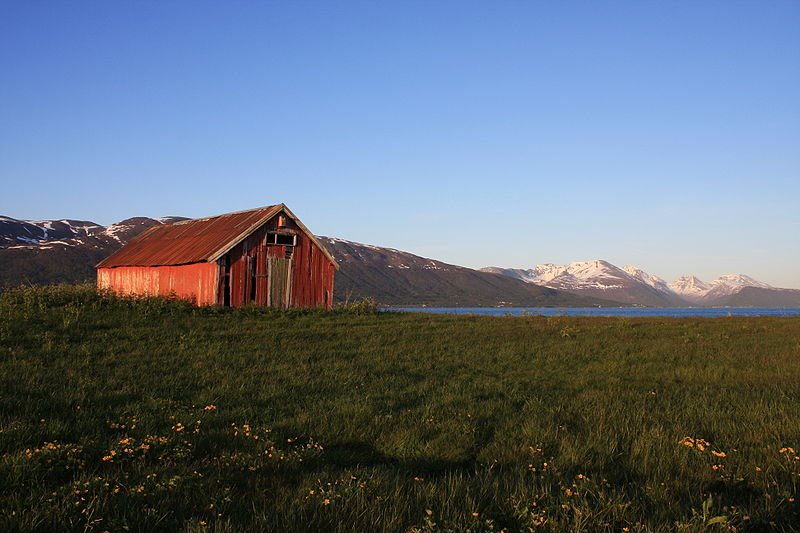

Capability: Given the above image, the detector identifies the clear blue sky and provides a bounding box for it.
[2,1,798,287]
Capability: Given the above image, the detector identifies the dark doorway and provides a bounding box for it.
[223,256,231,307]
[249,256,257,304]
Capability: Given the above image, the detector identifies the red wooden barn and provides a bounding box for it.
[96,204,337,309]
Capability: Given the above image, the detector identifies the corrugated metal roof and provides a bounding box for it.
[97,205,282,267]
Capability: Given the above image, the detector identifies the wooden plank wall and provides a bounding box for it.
[221,213,335,309]
[97,263,219,305]
[288,224,335,309]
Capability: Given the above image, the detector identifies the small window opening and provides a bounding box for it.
[266,232,296,246]
[277,215,287,228]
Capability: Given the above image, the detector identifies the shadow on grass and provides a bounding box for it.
[705,478,763,507]
[315,440,480,476]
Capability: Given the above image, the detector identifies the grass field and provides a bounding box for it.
[1,285,798,532]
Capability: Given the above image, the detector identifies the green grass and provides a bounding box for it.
[1,285,799,532]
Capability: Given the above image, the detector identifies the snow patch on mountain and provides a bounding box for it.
[528,263,566,284]
[622,265,672,294]
[102,223,129,243]
[0,216,175,250]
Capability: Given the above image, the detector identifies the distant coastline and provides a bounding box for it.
[384,307,800,318]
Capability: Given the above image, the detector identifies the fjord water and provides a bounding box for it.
[386,307,800,317]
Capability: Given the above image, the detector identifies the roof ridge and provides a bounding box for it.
[174,204,280,225]
[96,204,339,269]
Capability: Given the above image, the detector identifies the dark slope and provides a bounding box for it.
[320,238,617,307]
[0,217,183,288]
[707,286,800,308]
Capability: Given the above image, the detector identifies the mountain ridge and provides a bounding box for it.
[0,215,612,307]
[318,237,615,307]
[481,260,800,307]
[2,214,798,307]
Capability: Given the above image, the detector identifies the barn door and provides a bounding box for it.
[267,257,292,309]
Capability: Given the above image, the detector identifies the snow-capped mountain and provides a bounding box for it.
[668,276,711,301]
[670,274,774,304]
[482,260,685,306]
[484,261,627,289]
[708,274,772,295]
[482,261,799,307]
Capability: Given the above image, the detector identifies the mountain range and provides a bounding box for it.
[480,260,800,307]
[316,237,612,307]
[0,215,607,307]
[2,214,799,307]
[0,216,187,287]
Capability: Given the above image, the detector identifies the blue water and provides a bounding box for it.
[383,307,800,318]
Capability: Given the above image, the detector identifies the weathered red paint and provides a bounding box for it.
[96,205,336,309]
[97,263,218,305]
[97,205,282,268]
[219,215,335,308]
